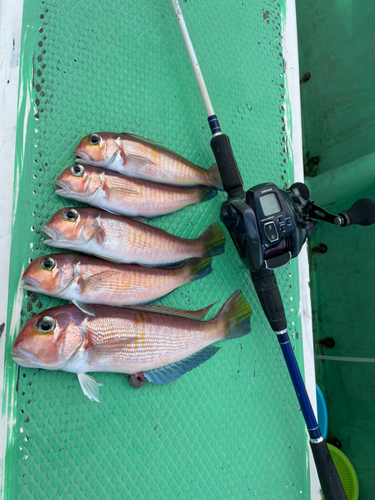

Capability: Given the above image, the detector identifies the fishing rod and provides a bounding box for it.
[170,1,375,498]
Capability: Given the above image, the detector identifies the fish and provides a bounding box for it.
[55,165,217,218]
[21,253,213,314]
[74,132,223,190]
[12,290,251,402]
[42,207,226,266]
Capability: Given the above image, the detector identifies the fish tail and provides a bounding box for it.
[186,256,213,283]
[199,186,218,204]
[199,222,226,257]
[217,290,252,340]
[208,163,224,190]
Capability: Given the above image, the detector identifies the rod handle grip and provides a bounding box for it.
[310,439,348,500]
[250,268,287,332]
[210,134,245,198]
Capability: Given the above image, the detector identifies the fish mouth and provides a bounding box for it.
[22,277,42,292]
[55,180,71,196]
[42,226,83,249]
[55,180,81,200]
[42,225,62,244]
[11,348,40,368]
[74,151,92,164]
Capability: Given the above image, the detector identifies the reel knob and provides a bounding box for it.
[339,199,375,227]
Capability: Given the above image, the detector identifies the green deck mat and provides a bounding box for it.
[3,0,309,498]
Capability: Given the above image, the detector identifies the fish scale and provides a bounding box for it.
[74,132,223,189]
[12,291,252,401]
[22,253,213,310]
[55,164,217,217]
[43,207,226,266]
[82,308,221,370]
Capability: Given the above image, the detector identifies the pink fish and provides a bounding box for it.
[12,291,252,402]
[22,253,212,314]
[42,207,225,266]
[74,132,223,189]
[55,165,217,218]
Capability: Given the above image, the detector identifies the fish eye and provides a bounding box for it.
[88,134,101,145]
[63,208,79,222]
[40,257,56,271]
[36,316,56,334]
[70,165,85,177]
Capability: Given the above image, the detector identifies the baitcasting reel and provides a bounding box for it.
[220,181,375,273]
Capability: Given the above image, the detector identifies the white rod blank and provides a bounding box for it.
[170,0,215,118]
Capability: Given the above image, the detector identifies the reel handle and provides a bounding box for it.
[339,198,375,226]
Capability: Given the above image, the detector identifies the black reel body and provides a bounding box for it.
[221,182,315,272]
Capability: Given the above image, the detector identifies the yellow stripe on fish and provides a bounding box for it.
[12,291,252,401]
[55,165,217,218]
[74,132,223,190]
[42,207,225,266]
[22,253,213,312]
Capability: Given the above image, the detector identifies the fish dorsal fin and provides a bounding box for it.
[121,133,199,166]
[121,132,161,146]
[156,261,187,270]
[129,302,217,320]
[144,345,220,384]
[130,216,149,223]
[77,373,103,402]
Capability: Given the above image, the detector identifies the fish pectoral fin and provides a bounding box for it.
[77,373,103,402]
[144,346,220,385]
[79,270,129,295]
[72,300,96,316]
[98,173,109,192]
[89,226,107,245]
